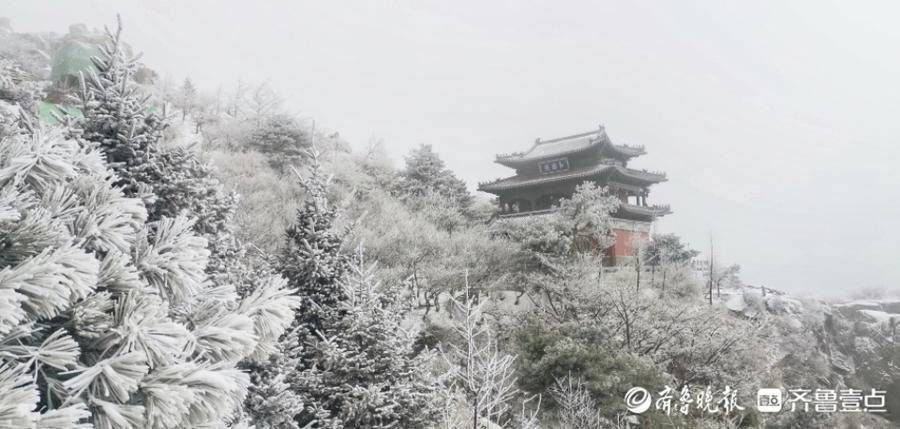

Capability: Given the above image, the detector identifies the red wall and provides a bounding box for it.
[609,228,649,261]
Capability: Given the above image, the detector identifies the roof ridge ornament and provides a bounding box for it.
[539,129,603,145]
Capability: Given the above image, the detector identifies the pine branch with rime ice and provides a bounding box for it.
[0,17,298,428]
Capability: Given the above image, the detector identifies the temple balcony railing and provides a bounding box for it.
[497,203,671,219]
[620,202,672,214]
[496,208,558,218]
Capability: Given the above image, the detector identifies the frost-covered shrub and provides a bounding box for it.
[0,58,46,114]
[207,149,304,255]
[491,182,619,273]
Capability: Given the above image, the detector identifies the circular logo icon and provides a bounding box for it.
[625,387,652,414]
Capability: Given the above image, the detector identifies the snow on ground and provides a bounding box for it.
[161,112,204,151]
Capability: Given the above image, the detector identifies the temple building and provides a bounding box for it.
[478,126,670,263]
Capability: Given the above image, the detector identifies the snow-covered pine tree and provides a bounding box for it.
[242,155,346,429]
[277,159,350,330]
[73,19,166,205]
[245,153,440,428]
[178,77,197,120]
[73,18,242,284]
[305,252,442,428]
[0,62,298,429]
[399,144,472,212]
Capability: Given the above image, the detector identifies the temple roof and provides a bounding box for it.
[478,163,666,193]
[495,127,646,167]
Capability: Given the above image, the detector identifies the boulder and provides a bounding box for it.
[829,348,854,375]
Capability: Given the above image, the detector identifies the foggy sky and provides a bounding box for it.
[7,0,900,297]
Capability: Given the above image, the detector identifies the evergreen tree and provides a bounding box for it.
[178,77,197,120]
[399,144,471,211]
[74,19,242,285]
[0,20,300,427]
[645,233,698,268]
[645,233,699,293]
[246,154,440,428]
[74,20,167,206]
[296,255,441,428]
[248,114,311,172]
[0,115,298,427]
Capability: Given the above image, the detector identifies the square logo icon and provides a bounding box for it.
[757,388,783,412]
